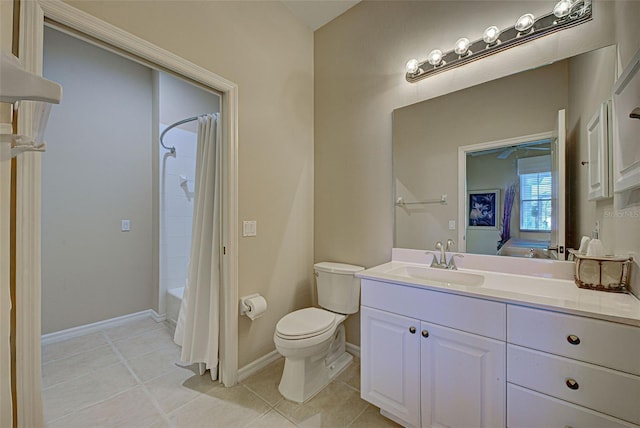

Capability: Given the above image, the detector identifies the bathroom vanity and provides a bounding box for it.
[357,249,640,428]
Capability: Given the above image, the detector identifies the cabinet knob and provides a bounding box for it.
[409,326,416,334]
[565,378,579,390]
[421,330,429,338]
[566,334,581,345]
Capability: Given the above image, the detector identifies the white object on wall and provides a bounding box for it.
[240,293,268,320]
[586,101,611,200]
[612,47,640,193]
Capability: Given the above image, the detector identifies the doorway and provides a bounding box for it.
[14,7,239,420]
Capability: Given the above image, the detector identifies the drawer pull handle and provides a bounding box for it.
[567,335,581,345]
[409,326,416,334]
[421,330,429,338]
[565,378,579,390]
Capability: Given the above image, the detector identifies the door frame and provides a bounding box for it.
[17,0,239,407]
[457,131,556,253]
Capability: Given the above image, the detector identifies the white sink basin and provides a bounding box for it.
[387,265,485,287]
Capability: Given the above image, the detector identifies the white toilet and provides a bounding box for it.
[274,262,364,403]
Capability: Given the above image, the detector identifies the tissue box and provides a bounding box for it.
[571,252,633,293]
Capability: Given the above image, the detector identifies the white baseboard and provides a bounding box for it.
[41,309,164,345]
[346,342,360,359]
[237,349,282,382]
[150,310,166,323]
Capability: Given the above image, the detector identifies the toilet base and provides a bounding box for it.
[278,351,353,403]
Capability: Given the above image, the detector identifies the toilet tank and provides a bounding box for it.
[314,262,364,314]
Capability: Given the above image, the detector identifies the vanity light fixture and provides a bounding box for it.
[427,49,444,67]
[454,38,471,56]
[405,0,592,83]
[553,0,574,18]
[482,26,501,45]
[406,58,420,75]
[515,13,536,33]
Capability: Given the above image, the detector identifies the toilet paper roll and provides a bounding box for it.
[244,295,267,320]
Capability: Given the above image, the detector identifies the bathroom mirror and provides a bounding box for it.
[393,44,617,258]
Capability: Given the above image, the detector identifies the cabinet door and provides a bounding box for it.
[421,323,506,428]
[361,306,421,428]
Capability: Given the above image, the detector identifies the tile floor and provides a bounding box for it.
[42,316,400,427]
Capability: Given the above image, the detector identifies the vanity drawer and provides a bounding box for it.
[361,279,505,340]
[507,305,640,375]
[507,383,638,428]
[507,344,640,425]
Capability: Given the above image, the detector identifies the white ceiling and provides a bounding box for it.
[281,0,361,31]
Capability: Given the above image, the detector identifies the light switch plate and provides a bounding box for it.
[121,219,131,232]
[448,220,456,230]
[243,221,257,237]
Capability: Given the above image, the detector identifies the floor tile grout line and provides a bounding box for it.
[103,331,144,385]
[159,374,224,420]
[41,360,125,393]
[139,381,175,427]
[271,405,301,427]
[346,403,371,428]
[41,336,111,365]
[43,384,142,426]
[240,382,283,409]
[42,334,139,423]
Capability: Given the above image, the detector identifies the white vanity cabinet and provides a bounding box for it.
[507,305,640,427]
[360,279,506,428]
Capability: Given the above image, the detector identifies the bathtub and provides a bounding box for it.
[166,287,184,326]
[497,238,554,259]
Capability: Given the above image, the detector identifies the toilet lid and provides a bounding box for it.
[276,307,337,339]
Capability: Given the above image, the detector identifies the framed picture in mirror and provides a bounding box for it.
[612,47,640,193]
[467,189,500,229]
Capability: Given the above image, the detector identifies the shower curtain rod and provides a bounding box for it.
[160,114,205,155]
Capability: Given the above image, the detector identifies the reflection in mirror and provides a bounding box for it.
[464,136,555,258]
[393,45,617,258]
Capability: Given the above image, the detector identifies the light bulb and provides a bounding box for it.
[406,58,420,74]
[553,0,573,17]
[454,38,470,56]
[483,26,500,44]
[427,49,443,66]
[515,13,535,32]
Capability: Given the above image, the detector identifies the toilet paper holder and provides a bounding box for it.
[240,293,267,318]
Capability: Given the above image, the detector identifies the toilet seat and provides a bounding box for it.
[275,307,338,340]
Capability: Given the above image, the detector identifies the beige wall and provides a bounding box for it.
[0,0,12,52]
[567,45,617,250]
[315,1,624,346]
[393,62,567,253]
[42,27,155,333]
[0,0,14,122]
[62,0,315,366]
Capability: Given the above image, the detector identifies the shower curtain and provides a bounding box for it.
[174,113,221,380]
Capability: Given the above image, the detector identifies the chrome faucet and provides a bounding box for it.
[430,240,462,269]
[430,241,448,269]
[446,238,455,252]
[447,253,464,270]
